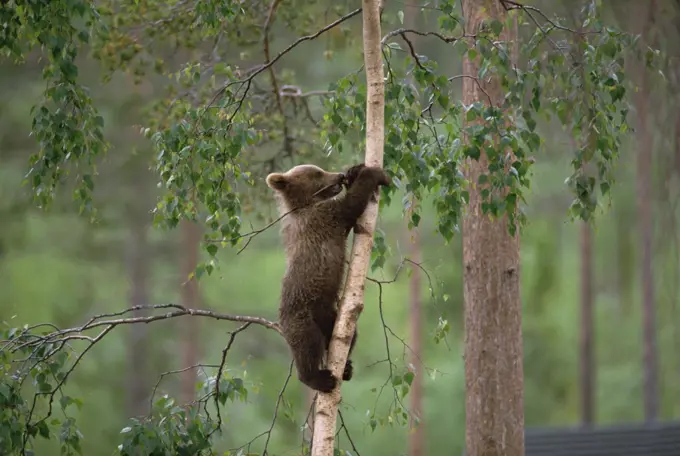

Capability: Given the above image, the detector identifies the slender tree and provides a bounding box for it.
[311,1,385,454]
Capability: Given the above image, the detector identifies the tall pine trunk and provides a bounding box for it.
[634,0,659,423]
[461,1,524,454]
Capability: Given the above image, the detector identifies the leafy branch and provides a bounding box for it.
[1,252,437,455]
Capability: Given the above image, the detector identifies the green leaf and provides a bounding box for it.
[463,145,480,161]
[206,243,218,257]
[37,421,50,439]
[0,382,10,400]
[489,20,503,36]
[82,174,94,191]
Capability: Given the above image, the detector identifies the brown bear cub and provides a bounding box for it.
[266,163,391,392]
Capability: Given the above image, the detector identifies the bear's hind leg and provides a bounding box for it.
[317,309,357,383]
[291,326,337,393]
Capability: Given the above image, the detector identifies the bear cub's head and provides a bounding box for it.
[266,164,345,209]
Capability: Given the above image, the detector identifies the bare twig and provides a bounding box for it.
[262,361,294,455]
[376,280,409,413]
[500,0,583,35]
[205,206,299,255]
[213,322,252,433]
[149,363,221,414]
[337,409,361,456]
[448,75,493,106]
[279,86,335,98]
[222,361,294,455]
[22,325,114,454]
[207,8,362,117]
[399,32,426,70]
[381,27,472,45]
[263,0,293,156]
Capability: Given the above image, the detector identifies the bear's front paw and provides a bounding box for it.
[344,163,366,188]
[369,167,391,187]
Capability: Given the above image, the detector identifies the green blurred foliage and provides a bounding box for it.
[0,0,679,455]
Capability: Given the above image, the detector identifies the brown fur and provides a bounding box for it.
[266,163,391,392]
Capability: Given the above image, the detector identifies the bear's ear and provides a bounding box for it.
[266,173,288,190]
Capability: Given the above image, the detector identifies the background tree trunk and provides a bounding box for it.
[634,0,659,423]
[461,1,524,455]
[615,206,635,317]
[126,204,150,417]
[408,227,424,456]
[579,221,595,425]
[180,220,202,403]
[573,8,596,425]
[403,4,425,455]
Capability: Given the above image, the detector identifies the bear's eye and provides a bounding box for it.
[314,169,324,178]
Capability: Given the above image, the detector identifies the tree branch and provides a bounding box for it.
[263,0,293,156]
[205,8,362,117]
[381,27,473,45]
[3,304,281,454]
[9,304,281,356]
[212,322,252,432]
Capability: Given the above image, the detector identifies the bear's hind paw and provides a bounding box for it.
[342,360,353,381]
[313,369,338,393]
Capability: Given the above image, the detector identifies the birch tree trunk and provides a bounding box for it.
[310,0,384,454]
[461,1,524,455]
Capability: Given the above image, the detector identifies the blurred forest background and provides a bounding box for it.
[1,0,680,455]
